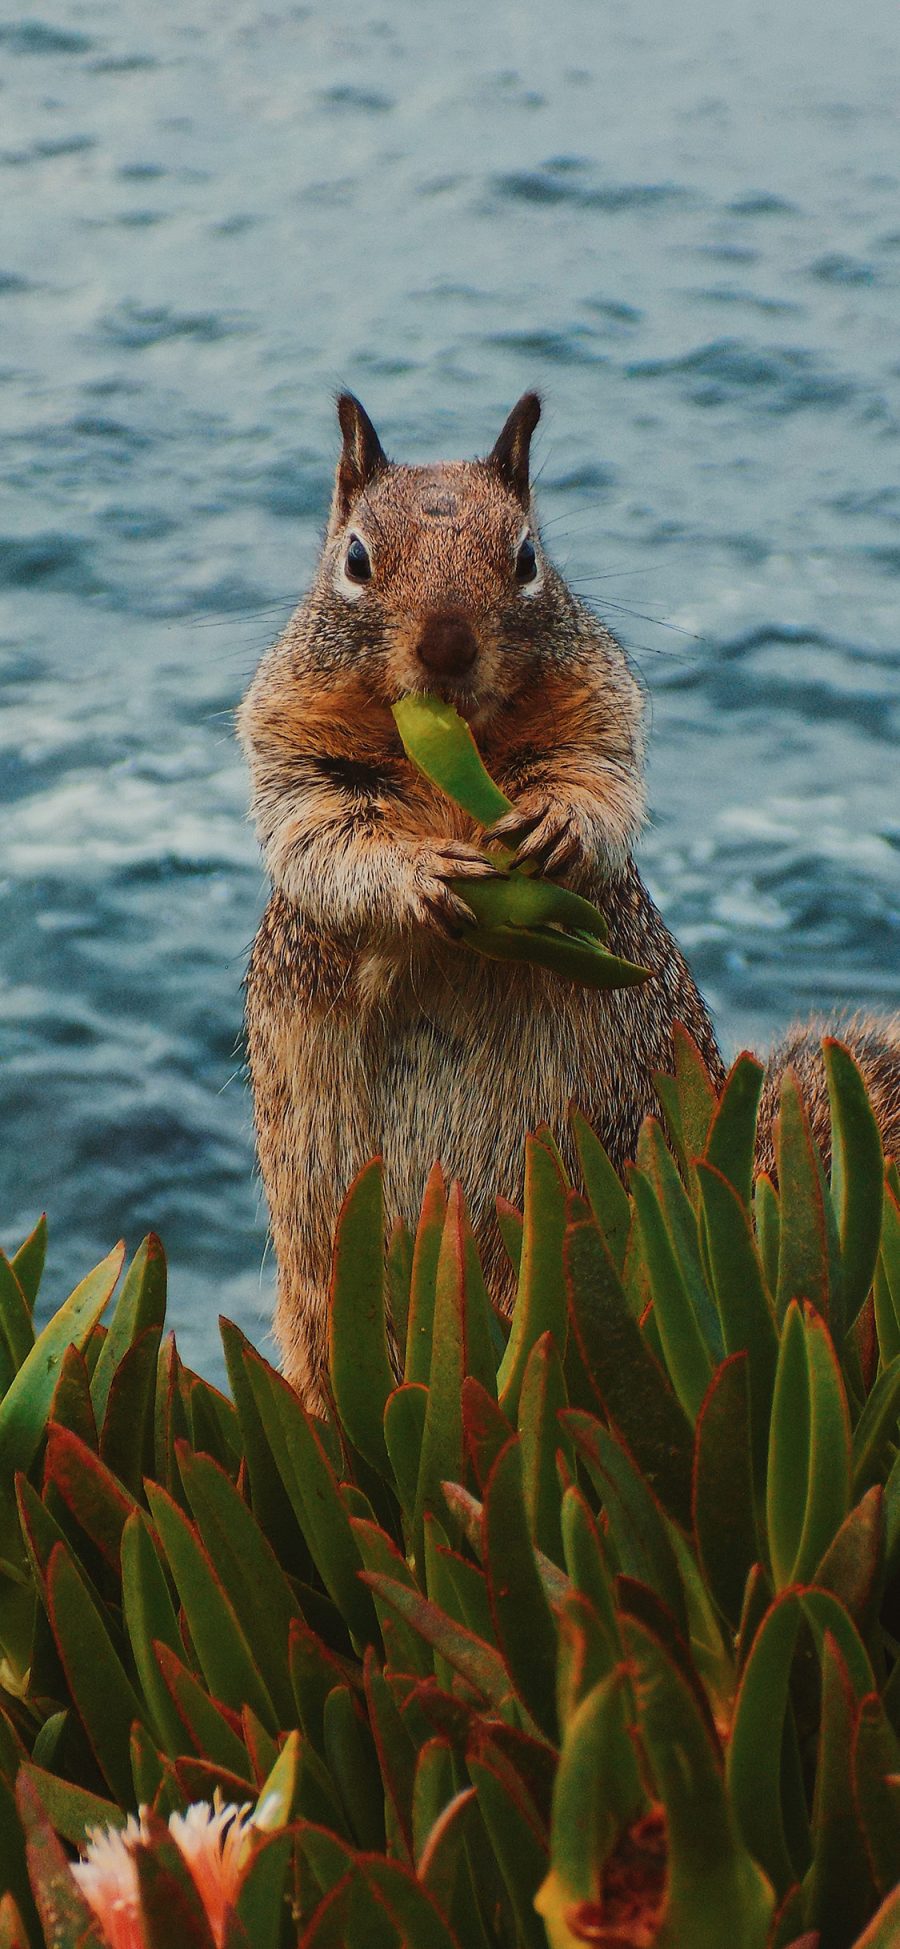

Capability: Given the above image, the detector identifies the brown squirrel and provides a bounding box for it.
[239,393,899,1410]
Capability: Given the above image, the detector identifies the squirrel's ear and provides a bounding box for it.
[332,393,388,525]
[487,392,541,505]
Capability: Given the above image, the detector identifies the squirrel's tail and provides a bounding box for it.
[755,1010,900,1177]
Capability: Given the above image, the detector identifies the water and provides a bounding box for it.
[1,0,898,1379]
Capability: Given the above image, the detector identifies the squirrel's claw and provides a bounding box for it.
[410,840,497,940]
[489,798,585,878]
[485,804,545,846]
[431,841,498,881]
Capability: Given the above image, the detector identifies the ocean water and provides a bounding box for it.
[1,0,898,1378]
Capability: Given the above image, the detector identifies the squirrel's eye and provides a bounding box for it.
[515,536,538,584]
[345,535,372,582]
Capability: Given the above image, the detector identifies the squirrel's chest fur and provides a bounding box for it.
[245,863,721,1312]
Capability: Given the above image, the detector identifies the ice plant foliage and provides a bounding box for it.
[0,1035,898,1947]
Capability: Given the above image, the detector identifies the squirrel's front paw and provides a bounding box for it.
[486,795,585,877]
[409,840,498,940]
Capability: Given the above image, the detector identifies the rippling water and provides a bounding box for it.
[1,0,898,1377]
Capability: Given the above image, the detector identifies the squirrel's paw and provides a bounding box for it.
[486,796,584,877]
[409,840,497,940]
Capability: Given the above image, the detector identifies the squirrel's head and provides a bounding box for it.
[310,391,561,726]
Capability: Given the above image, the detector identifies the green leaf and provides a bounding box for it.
[824,1038,885,1328]
[852,1355,900,1496]
[324,1683,386,1850]
[9,1215,46,1313]
[570,1109,631,1272]
[566,1412,688,1640]
[0,1257,34,1376]
[234,1830,293,1946]
[154,1333,190,1502]
[145,1479,278,1730]
[43,1421,138,1568]
[704,1051,765,1209]
[625,1616,774,1949]
[404,1163,447,1385]
[696,1163,779,1505]
[328,1160,396,1473]
[360,1571,514,1713]
[363,1856,464,1949]
[16,1763,123,1849]
[387,1216,413,1361]
[560,1486,619,1645]
[412,1735,455,1858]
[816,1486,884,1630]
[852,1693,900,1897]
[728,1585,876,1900]
[518,1332,571,1565]
[459,870,610,943]
[48,1344,98,1450]
[692,1353,760,1631]
[155,1641,252,1778]
[350,1516,433,1676]
[498,1138,568,1421]
[90,1233,167,1429]
[876,1183,900,1358]
[482,1438,559,1743]
[775,1071,830,1323]
[542,1669,644,1928]
[555,1589,619,1731]
[672,1022,719,1166]
[392,691,512,827]
[219,1318,307,1576]
[383,1382,428,1525]
[853,1886,900,1946]
[754,1173,781,1296]
[363,1646,418,1859]
[425,1516,494,1654]
[243,1344,377,1648]
[767,1302,851,1589]
[130,1722,175,1814]
[629,1165,712,1421]
[468,1753,548,1949]
[565,1221,694,1528]
[805,1633,877,1949]
[639,1120,725,1362]
[0,1242,123,1483]
[99,1325,162,1499]
[496,1197,524,1276]
[0,1776,38,1949]
[176,1442,301,1725]
[120,1509,190,1757]
[45,1540,146,1806]
[462,1377,514,1491]
[413,1188,473,1564]
[15,1771,103,1949]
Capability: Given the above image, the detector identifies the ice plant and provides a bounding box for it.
[0,1033,899,1947]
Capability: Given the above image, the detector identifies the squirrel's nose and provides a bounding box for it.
[416,613,478,678]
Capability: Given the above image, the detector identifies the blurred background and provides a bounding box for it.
[1,0,898,1378]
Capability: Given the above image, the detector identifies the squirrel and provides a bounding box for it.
[239,392,899,1411]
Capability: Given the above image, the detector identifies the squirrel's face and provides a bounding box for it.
[312,393,559,728]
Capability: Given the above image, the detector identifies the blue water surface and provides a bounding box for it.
[1,0,898,1378]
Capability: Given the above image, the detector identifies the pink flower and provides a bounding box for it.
[167,1799,256,1944]
[72,1797,258,1949]
[71,1816,145,1949]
